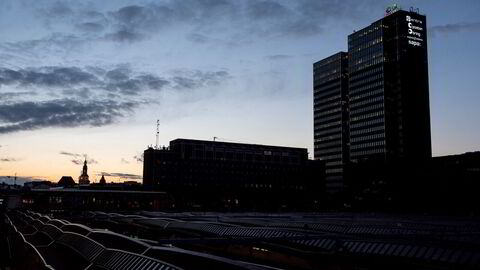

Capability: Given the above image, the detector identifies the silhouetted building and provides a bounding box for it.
[143,139,324,210]
[427,151,480,213]
[99,175,106,185]
[23,181,54,190]
[78,159,90,185]
[20,189,171,211]
[313,52,349,193]
[58,176,75,187]
[314,8,431,195]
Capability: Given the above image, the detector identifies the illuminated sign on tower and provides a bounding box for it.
[406,15,424,47]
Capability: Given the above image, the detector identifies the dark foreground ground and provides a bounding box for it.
[2,210,480,269]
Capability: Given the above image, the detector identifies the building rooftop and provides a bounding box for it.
[4,210,479,269]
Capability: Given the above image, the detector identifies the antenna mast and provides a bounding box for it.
[155,120,160,149]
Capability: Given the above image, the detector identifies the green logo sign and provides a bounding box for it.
[385,4,401,15]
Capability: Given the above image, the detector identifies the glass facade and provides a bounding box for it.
[314,10,431,193]
[313,52,348,192]
[347,10,431,162]
[348,21,386,160]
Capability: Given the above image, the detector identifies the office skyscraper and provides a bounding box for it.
[314,8,431,193]
[313,52,349,192]
[348,9,431,162]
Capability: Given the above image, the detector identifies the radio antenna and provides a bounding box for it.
[155,120,160,149]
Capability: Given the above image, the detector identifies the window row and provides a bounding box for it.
[317,147,342,155]
[349,84,384,99]
[350,125,385,137]
[350,117,384,129]
[325,160,343,167]
[314,111,341,122]
[349,66,383,82]
[314,73,341,85]
[350,132,385,143]
[314,81,341,94]
[350,96,384,109]
[315,141,342,151]
[314,94,341,106]
[314,133,342,143]
[313,67,339,80]
[351,140,385,150]
[314,101,342,114]
[350,43,383,63]
[350,58,384,73]
[348,23,382,40]
[314,55,343,70]
[350,147,385,157]
[314,121,342,131]
[326,168,344,174]
[349,73,383,89]
[351,52,383,69]
[314,114,341,126]
[314,127,342,137]
[351,110,384,122]
[315,107,341,117]
[318,153,342,161]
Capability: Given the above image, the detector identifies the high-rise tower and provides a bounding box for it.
[348,9,431,163]
[314,8,431,193]
[313,52,349,193]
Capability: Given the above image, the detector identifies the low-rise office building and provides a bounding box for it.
[143,139,324,210]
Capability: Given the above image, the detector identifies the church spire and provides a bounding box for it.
[79,158,90,185]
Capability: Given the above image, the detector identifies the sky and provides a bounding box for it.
[1,0,480,184]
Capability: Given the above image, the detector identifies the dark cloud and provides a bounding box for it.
[3,33,83,56]
[98,172,142,180]
[0,91,37,100]
[76,22,105,32]
[35,0,374,44]
[246,0,290,20]
[59,151,82,158]
[46,2,73,17]
[266,54,292,60]
[172,70,230,90]
[120,158,130,164]
[0,64,229,133]
[429,22,480,37]
[133,153,144,163]
[0,65,219,97]
[187,33,213,44]
[59,151,98,165]
[62,88,91,99]
[0,66,97,88]
[104,29,145,42]
[0,99,137,134]
[0,158,16,162]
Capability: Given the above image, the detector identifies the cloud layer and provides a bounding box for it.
[0,65,230,133]
[0,158,16,162]
[429,22,480,37]
[36,0,373,44]
[59,151,98,165]
[0,66,229,97]
[0,99,137,134]
[98,172,142,180]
